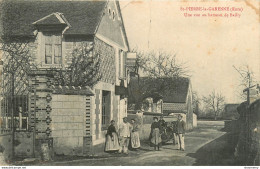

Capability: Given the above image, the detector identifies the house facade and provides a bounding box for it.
[0,0,135,158]
[162,78,195,130]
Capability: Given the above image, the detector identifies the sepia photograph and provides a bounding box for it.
[0,0,259,167]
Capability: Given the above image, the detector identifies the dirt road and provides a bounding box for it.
[40,120,236,166]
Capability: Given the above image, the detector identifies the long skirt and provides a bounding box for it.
[105,132,120,152]
[131,131,140,149]
[150,128,162,146]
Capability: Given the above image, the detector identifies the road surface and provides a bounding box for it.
[34,120,236,166]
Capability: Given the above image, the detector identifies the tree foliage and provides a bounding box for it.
[0,36,37,95]
[134,50,189,78]
[53,42,101,88]
[128,50,189,111]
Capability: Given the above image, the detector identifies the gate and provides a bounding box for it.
[0,95,29,133]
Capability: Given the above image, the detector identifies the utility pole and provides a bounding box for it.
[247,72,251,105]
[233,65,255,164]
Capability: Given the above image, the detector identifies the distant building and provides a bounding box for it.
[223,104,240,120]
[128,77,196,130]
[243,84,260,104]
[162,77,194,130]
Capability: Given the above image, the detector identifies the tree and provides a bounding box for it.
[134,50,189,78]
[233,65,257,104]
[128,50,189,110]
[53,42,101,88]
[202,90,225,120]
[0,36,37,95]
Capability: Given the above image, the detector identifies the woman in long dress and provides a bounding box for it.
[150,117,162,151]
[105,120,120,153]
[130,119,140,150]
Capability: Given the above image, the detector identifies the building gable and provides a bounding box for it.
[96,1,129,51]
[33,13,67,26]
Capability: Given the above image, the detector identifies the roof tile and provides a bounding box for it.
[0,0,107,36]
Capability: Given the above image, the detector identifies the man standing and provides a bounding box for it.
[118,117,131,154]
[176,114,186,151]
[171,121,178,145]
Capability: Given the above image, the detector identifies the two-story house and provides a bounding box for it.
[0,0,134,157]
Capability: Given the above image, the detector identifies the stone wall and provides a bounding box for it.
[51,94,87,155]
[14,132,34,158]
[234,99,260,165]
[0,134,12,163]
[28,71,95,157]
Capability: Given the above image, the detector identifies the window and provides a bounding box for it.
[44,33,62,65]
[102,91,111,129]
[112,11,115,20]
[108,8,111,17]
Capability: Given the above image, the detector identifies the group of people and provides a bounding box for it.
[150,115,186,151]
[105,117,140,154]
[104,114,186,154]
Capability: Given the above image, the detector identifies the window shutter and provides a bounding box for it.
[45,44,52,64]
[54,35,62,64]
[54,44,62,64]
[118,50,121,77]
[123,51,126,77]
[45,35,52,64]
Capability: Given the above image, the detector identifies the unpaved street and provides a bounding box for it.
[37,120,236,166]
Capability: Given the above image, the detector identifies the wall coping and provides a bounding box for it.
[52,85,94,96]
[28,69,54,77]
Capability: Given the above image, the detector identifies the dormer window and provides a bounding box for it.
[33,12,71,67]
[44,32,62,64]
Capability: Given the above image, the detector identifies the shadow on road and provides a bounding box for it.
[186,133,238,166]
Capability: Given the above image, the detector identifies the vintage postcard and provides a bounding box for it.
[0,0,259,167]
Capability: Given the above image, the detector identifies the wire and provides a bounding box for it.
[148,0,152,49]
[121,1,133,11]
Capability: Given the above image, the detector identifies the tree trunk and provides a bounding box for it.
[214,111,217,121]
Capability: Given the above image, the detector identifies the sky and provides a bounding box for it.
[120,0,260,103]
